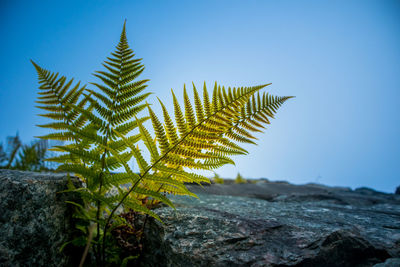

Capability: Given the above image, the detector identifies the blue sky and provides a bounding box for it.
[1,0,399,192]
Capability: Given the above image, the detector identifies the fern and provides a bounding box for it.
[235,172,247,184]
[212,173,225,184]
[33,21,293,265]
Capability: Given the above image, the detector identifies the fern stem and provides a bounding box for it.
[98,28,127,265]
[96,151,107,265]
[96,93,118,265]
[79,223,95,267]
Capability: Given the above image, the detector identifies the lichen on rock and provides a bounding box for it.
[0,170,81,266]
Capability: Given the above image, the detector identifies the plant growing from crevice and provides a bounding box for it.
[33,21,293,266]
[212,173,225,184]
[235,172,247,184]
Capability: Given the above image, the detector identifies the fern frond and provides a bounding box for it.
[115,93,152,113]
[36,122,70,131]
[37,131,76,142]
[58,163,100,185]
[105,152,132,171]
[32,60,87,126]
[203,157,234,169]
[112,129,149,174]
[159,184,197,196]
[123,199,161,222]
[143,174,196,197]
[225,130,257,144]
[65,102,107,132]
[114,116,149,135]
[55,145,101,163]
[217,137,249,154]
[135,115,159,162]
[118,79,148,97]
[161,154,205,169]
[106,172,135,186]
[148,105,169,155]
[172,90,187,137]
[158,98,179,146]
[140,82,271,178]
[183,85,196,129]
[133,186,174,208]
[203,82,212,117]
[33,21,293,266]
[107,134,141,153]
[46,153,78,163]
[232,92,294,136]
[192,83,204,122]
[153,164,210,184]
[111,104,147,126]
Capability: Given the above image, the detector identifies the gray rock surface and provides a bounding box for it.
[373,258,400,267]
[141,182,400,267]
[1,170,399,267]
[0,169,80,267]
[186,182,400,206]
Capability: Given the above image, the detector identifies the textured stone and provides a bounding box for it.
[140,182,400,267]
[0,169,80,266]
[1,170,399,266]
[373,258,400,267]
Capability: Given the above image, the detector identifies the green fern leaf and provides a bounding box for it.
[33,21,293,266]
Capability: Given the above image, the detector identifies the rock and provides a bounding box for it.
[395,186,400,195]
[140,190,400,267]
[373,258,400,267]
[0,169,81,266]
[1,170,399,266]
[185,182,400,206]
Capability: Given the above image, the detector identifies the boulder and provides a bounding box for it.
[0,169,80,266]
[141,187,400,267]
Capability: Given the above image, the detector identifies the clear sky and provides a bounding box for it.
[1,0,399,193]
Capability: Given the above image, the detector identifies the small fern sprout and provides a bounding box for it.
[235,172,247,184]
[33,21,293,265]
[213,173,225,184]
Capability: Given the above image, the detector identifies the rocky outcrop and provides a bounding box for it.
[141,182,400,267]
[0,170,80,266]
[1,170,399,267]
